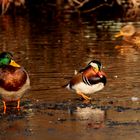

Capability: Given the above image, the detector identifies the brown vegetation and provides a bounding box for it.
[0,0,25,14]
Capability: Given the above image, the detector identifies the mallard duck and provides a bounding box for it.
[0,52,30,113]
[65,60,107,101]
[115,24,140,46]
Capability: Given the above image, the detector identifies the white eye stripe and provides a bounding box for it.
[82,75,91,85]
[90,63,98,69]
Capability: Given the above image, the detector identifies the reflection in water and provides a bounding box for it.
[115,45,139,61]
[76,107,105,128]
[0,15,140,139]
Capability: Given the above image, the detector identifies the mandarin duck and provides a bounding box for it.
[0,52,30,113]
[115,24,140,46]
[65,60,107,101]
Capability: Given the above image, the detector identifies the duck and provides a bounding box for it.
[65,60,107,101]
[115,24,140,46]
[0,52,30,113]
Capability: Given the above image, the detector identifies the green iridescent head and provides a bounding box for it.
[0,52,20,67]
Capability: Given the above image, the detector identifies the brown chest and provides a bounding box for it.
[0,67,27,91]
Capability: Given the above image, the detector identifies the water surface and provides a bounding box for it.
[0,15,140,140]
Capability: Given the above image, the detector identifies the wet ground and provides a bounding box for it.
[0,15,140,140]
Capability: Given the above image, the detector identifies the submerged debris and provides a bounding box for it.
[107,120,140,127]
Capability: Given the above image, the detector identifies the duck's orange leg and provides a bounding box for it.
[2,101,6,114]
[17,99,20,110]
[77,91,91,100]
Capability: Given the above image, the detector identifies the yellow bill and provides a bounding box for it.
[114,32,123,38]
[10,60,20,67]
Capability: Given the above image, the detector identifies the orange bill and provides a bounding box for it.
[97,71,106,78]
[114,32,123,38]
[10,60,20,67]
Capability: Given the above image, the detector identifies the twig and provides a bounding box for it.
[75,0,89,8]
[68,0,89,8]
[1,0,10,15]
[68,0,75,6]
[81,2,114,13]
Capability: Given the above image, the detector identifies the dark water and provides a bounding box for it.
[0,15,140,140]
